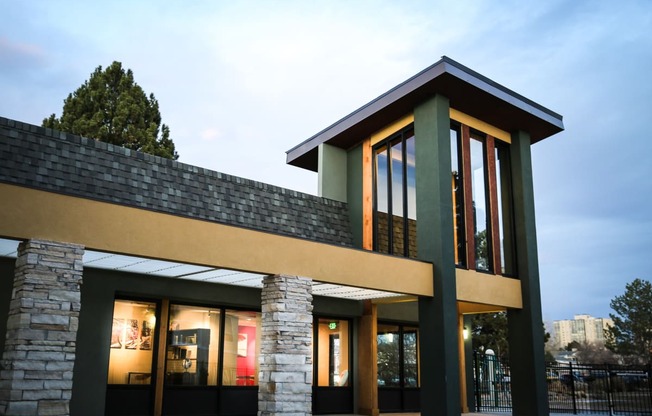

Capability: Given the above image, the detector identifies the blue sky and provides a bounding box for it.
[1,1,651,321]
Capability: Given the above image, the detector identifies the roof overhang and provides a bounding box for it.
[286,56,564,171]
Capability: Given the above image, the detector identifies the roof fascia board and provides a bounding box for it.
[443,58,563,128]
[286,58,447,164]
[286,56,563,166]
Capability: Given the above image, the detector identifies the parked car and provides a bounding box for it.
[546,370,559,381]
[560,372,583,386]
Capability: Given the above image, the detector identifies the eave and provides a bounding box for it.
[286,56,564,172]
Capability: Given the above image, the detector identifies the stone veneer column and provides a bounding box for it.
[259,275,313,416]
[0,240,84,416]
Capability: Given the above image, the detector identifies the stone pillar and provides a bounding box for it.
[0,240,84,416]
[259,275,313,416]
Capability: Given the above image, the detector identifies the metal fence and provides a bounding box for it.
[474,353,652,415]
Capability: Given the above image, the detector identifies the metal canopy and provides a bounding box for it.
[286,56,564,171]
[0,238,402,301]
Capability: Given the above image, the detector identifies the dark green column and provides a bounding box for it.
[506,130,549,415]
[346,144,364,249]
[414,94,460,416]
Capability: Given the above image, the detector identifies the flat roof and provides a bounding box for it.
[286,56,564,171]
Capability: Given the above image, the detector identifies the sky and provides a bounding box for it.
[1,0,651,322]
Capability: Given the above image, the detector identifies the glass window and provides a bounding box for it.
[374,144,390,254]
[450,126,466,267]
[495,141,515,276]
[166,305,220,386]
[377,323,420,388]
[222,310,261,386]
[470,133,491,272]
[315,318,350,387]
[107,299,157,385]
[391,139,405,255]
[373,127,417,258]
[403,326,419,388]
[377,324,400,387]
[406,135,417,259]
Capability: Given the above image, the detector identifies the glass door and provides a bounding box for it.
[377,323,420,412]
[313,318,352,414]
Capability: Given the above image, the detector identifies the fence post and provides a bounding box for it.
[486,349,498,408]
[569,361,577,415]
[647,364,652,415]
[606,364,614,416]
[474,351,481,410]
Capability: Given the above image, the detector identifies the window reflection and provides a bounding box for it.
[450,126,466,267]
[470,134,491,272]
[377,323,420,388]
[495,142,515,275]
[377,324,400,387]
[373,127,417,258]
[391,139,404,255]
[406,135,417,259]
[375,145,390,254]
[403,327,419,388]
[222,310,261,386]
[107,300,157,385]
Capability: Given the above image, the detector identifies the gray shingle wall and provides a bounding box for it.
[0,117,353,246]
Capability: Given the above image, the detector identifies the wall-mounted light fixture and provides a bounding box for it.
[463,327,469,340]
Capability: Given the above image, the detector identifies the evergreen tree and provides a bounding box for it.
[43,61,178,160]
[472,312,550,362]
[472,312,509,361]
[606,278,652,364]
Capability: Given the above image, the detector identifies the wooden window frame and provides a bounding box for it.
[458,122,509,275]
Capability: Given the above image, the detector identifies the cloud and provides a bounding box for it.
[200,128,222,142]
[1,0,651,321]
[0,37,46,71]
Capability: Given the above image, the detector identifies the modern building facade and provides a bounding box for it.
[553,314,614,350]
[0,56,563,416]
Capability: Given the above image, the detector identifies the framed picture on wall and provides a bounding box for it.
[110,318,124,348]
[125,319,140,349]
[140,320,152,350]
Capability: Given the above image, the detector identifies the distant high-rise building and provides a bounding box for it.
[552,314,613,349]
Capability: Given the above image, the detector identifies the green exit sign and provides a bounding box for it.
[328,322,337,330]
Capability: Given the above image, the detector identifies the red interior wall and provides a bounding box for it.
[236,326,256,384]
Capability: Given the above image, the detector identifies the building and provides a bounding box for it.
[553,314,614,349]
[0,56,563,416]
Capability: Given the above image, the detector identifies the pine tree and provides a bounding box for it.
[606,278,652,364]
[43,61,178,160]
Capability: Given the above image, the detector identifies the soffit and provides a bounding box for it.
[0,238,402,301]
[286,56,564,171]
